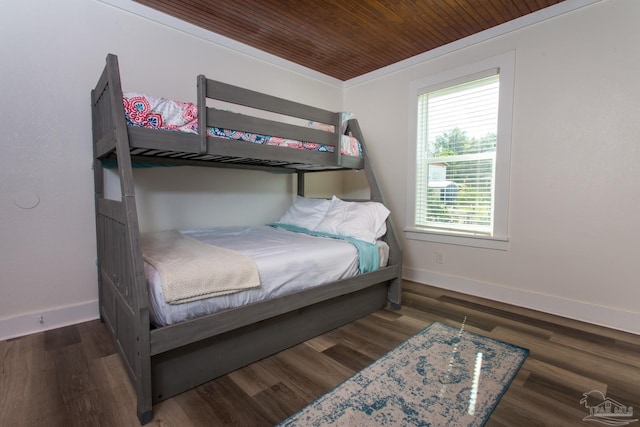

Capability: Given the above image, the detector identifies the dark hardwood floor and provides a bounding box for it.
[2,281,639,426]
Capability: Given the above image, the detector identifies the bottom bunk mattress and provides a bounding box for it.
[145,225,389,326]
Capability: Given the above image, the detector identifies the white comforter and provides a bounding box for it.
[146,225,388,326]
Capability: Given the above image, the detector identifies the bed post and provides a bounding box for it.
[347,119,402,308]
[92,86,105,325]
[297,172,306,197]
[92,54,153,424]
[197,74,208,154]
[335,112,343,167]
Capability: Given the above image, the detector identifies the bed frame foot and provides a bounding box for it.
[389,302,401,310]
[137,409,152,425]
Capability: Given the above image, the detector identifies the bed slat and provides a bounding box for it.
[207,108,337,147]
[203,78,338,124]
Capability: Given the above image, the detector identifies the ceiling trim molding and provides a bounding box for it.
[98,0,601,89]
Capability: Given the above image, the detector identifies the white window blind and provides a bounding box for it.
[415,73,499,235]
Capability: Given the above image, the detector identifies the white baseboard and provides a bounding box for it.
[0,300,100,341]
[403,267,640,336]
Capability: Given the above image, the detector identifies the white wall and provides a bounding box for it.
[0,0,344,339]
[344,0,640,334]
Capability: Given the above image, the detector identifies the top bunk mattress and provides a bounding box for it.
[123,92,362,158]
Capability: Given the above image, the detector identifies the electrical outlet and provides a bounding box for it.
[435,251,445,264]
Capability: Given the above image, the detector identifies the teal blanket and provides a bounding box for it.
[269,223,380,273]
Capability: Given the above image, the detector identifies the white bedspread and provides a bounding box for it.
[146,226,389,326]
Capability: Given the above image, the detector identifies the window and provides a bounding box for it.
[407,52,514,249]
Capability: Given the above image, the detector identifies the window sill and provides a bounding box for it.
[404,228,509,250]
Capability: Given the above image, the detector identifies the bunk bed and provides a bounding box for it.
[91,54,402,424]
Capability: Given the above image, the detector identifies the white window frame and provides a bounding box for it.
[406,51,515,250]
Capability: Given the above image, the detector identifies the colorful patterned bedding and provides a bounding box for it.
[123,93,362,157]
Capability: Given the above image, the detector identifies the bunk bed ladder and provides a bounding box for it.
[197,75,207,154]
[92,54,153,424]
[347,119,402,308]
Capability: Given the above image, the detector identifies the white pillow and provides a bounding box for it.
[314,196,390,243]
[277,196,331,230]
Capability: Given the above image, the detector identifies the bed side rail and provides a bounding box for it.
[197,76,343,166]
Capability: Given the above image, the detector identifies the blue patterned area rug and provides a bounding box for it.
[278,321,528,426]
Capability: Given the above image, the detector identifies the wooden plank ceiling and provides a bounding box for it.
[134,0,564,81]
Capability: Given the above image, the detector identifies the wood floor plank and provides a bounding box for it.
[322,326,392,361]
[345,315,410,347]
[407,290,557,340]
[197,376,274,426]
[488,325,640,399]
[393,304,444,325]
[404,292,497,331]
[522,357,608,394]
[321,342,375,373]
[548,331,640,367]
[488,400,555,427]
[152,397,202,426]
[89,352,142,426]
[392,314,430,332]
[523,371,591,409]
[0,334,35,426]
[494,384,588,426]
[29,333,69,423]
[77,319,115,361]
[251,382,309,423]
[53,344,95,403]
[355,309,422,337]
[303,333,338,353]
[370,307,403,322]
[44,324,81,351]
[169,386,230,426]
[227,362,281,397]
[270,343,354,390]
[259,349,335,402]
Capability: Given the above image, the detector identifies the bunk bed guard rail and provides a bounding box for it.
[197,75,344,166]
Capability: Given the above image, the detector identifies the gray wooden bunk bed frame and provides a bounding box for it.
[91,54,402,424]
